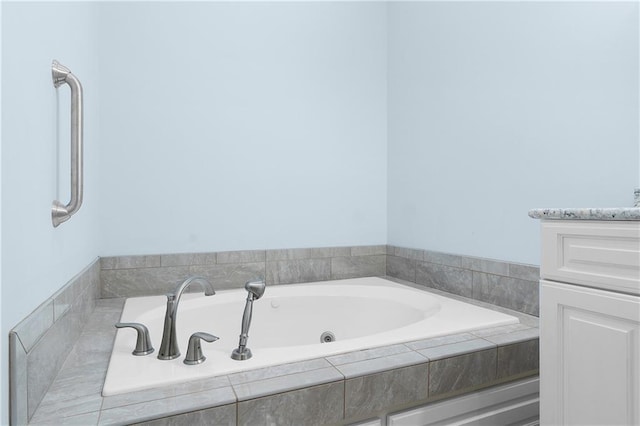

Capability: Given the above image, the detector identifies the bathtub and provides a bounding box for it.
[103,277,518,396]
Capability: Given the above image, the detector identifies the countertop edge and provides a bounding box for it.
[528,207,640,221]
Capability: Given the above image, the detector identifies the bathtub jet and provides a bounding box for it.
[231,279,266,361]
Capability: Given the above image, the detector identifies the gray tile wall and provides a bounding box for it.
[101,245,538,317]
[387,246,540,316]
[100,245,388,298]
[9,258,101,424]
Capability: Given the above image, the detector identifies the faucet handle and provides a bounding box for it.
[115,322,155,356]
[184,332,219,365]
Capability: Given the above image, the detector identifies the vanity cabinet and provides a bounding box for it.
[539,220,640,425]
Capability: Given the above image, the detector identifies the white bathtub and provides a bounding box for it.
[103,277,518,396]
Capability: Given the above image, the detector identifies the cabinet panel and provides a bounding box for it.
[541,221,640,294]
[540,280,640,425]
[387,377,539,426]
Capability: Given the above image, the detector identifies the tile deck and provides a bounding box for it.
[28,280,538,425]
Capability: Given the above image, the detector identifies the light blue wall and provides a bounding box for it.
[388,1,639,265]
[96,2,388,256]
[1,2,101,423]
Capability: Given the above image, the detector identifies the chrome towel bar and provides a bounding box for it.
[51,60,84,227]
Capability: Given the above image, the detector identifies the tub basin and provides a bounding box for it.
[103,277,518,396]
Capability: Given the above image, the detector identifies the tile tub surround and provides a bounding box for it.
[101,244,539,317]
[386,246,540,316]
[9,258,101,425]
[27,288,539,425]
[11,244,540,424]
[100,245,387,298]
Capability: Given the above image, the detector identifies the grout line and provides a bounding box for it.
[342,377,347,421]
[14,332,28,354]
[494,345,499,383]
[412,258,417,283]
[96,393,106,426]
[426,358,431,398]
[330,255,334,278]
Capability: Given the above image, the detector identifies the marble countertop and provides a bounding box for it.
[528,207,640,221]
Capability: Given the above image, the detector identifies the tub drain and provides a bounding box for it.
[320,331,335,343]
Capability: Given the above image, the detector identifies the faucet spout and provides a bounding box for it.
[158,276,215,360]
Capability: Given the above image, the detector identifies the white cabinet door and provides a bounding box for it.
[540,280,640,425]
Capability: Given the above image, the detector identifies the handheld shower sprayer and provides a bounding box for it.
[231,279,266,361]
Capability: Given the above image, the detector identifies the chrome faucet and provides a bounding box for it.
[158,276,215,360]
